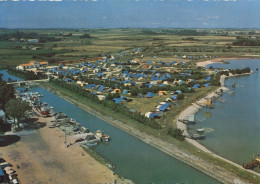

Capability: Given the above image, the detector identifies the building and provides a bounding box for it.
[16,61,48,70]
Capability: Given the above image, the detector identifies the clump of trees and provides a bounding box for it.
[167,127,185,141]
[233,37,260,46]
[0,74,15,111]
[5,99,31,129]
[230,67,251,75]
[0,74,15,132]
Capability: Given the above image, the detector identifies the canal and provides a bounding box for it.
[1,69,220,184]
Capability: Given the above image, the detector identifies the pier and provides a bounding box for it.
[7,79,49,87]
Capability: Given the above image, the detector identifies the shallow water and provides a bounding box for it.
[193,59,260,165]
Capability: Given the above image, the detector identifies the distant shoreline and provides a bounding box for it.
[196,57,254,68]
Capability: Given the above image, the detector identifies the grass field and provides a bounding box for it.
[1,28,260,69]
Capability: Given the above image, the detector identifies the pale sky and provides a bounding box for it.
[1,0,260,29]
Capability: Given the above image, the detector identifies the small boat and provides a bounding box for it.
[94,130,110,142]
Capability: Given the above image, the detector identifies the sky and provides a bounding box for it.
[1,0,260,29]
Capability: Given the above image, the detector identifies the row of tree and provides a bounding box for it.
[8,68,47,80]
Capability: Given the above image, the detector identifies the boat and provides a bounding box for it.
[94,130,110,142]
[192,128,205,140]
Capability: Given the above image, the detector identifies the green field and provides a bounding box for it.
[1,28,260,69]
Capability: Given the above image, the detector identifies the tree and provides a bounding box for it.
[5,99,31,129]
[0,77,15,111]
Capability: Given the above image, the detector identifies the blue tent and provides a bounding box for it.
[160,76,166,80]
[204,83,211,87]
[113,98,122,103]
[205,76,211,81]
[193,84,201,88]
[98,85,106,91]
[122,89,130,94]
[159,105,168,112]
[154,73,160,77]
[86,84,96,89]
[171,95,177,100]
[65,78,70,83]
[175,90,182,94]
[146,92,155,98]
[0,168,4,177]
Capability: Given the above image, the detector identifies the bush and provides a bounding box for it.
[177,94,184,100]
[167,127,185,141]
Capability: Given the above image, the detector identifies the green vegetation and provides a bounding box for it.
[5,98,31,129]
[167,127,185,141]
[230,67,251,75]
[8,68,47,80]
[1,28,260,69]
[0,74,15,111]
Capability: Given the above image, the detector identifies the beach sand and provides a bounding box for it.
[0,116,120,184]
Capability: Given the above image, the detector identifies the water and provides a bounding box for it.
[193,59,260,165]
[1,70,220,183]
[0,69,23,82]
[31,87,219,184]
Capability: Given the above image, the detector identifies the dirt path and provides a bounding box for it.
[1,116,119,184]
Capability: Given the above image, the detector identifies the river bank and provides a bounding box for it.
[40,82,260,184]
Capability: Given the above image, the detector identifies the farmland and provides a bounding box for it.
[1,28,260,70]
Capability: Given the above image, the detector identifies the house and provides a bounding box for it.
[16,61,48,70]
[16,63,34,70]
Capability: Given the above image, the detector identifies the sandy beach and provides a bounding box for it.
[0,116,126,184]
[196,57,252,68]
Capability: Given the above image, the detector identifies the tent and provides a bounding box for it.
[175,90,182,94]
[170,95,177,100]
[146,92,155,98]
[158,91,167,96]
[113,98,122,103]
[204,83,211,87]
[145,112,156,119]
[113,89,121,93]
[122,89,130,94]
